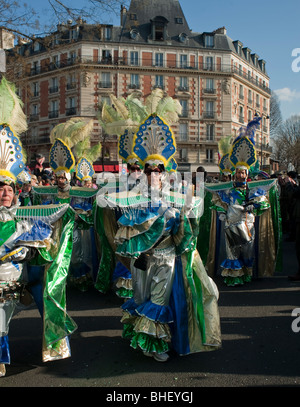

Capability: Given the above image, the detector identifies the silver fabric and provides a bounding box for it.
[224,204,255,261]
[131,245,176,306]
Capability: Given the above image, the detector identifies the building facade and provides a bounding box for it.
[6,0,271,174]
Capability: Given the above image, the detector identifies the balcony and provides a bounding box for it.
[26,56,271,94]
[49,110,59,119]
[203,111,216,119]
[203,88,216,94]
[49,86,58,94]
[66,107,77,116]
[29,114,39,122]
[98,81,112,89]
[66,82,77,90]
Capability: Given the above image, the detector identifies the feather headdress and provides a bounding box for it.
[218,135,235,175]
[76,157,94,181]
[0,77,27,184]
[229,118,261,171]
[49,138,75,179]
[98,90,181,170]
[132,114,177,167]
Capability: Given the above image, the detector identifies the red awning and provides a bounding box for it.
[93,165,119,172]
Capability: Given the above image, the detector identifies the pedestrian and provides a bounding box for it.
[279,175,300,280]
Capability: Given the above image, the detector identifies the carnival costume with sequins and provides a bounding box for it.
[96,90,221,358]
[204,118,281,286]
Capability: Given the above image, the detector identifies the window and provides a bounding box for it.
[180,54,188,68]
[248,110,252,122]
[130,51,139,66]
[175,17,183,24]
[205,35,214,48]
[155,75,164,89]
[239,84,244,99]
[67,74,76,89]
[154,24,164,41]
[179,123,188,141]
[155,53,163,67]
[69,28,78,41]
[248,90,252,104]
[49,77,58,93]
[33,82,39,97]
[130,74,139,89]
[256,94,260,108]
[104,26,112,40]
[205,78,214,93]
[205,101,214,118]
[66,97,76,116]
[179,77,188,91]
[206,124,214,141]
[205,56,213,71]
[239,106,244,123]
[49,100,59,118]
[179,100,188,117]
[206,149,214,163]
[100,72,111,88]
[130,14,137,20]
[69,51,76,64]
[179,148,188,162]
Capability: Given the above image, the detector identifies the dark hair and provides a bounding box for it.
[144,163,165,175]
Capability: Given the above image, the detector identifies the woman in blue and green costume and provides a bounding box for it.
[108,162,221,362]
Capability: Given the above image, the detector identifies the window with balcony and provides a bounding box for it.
[204,101,215,119]
[129,74,140,89]
[66,97,76,116]
[130,51,139,66]
[99,72,112,88]
[179,77,188,91]
[205,78,215,94]
[155,53,163,67]
[49,100,59,118]
[204,56,213,71]
[102,50,112,64]
[32,82,39,97]
[49,77,58,93]
[180,54,188,68]
[155,75,164,89]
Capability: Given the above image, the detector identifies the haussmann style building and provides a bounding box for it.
[5,0,272,175]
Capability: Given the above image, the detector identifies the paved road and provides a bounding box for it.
[1,237,300,388]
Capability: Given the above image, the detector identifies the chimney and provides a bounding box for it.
[120,5,127,26]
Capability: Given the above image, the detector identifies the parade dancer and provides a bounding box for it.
[97,90,221,362]
[205,118,279,285]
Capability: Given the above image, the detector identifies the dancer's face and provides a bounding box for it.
[0,184,15,207]
[235,169,247,182]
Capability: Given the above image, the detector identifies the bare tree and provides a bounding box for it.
[0,0,129,39]
[273,115,300,172]
[269,91,283,139]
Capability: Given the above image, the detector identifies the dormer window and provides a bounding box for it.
[179,33,188,43]
[204,35,214,48]
[151,16,168,41]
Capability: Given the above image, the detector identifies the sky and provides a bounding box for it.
[19,0,300,121]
